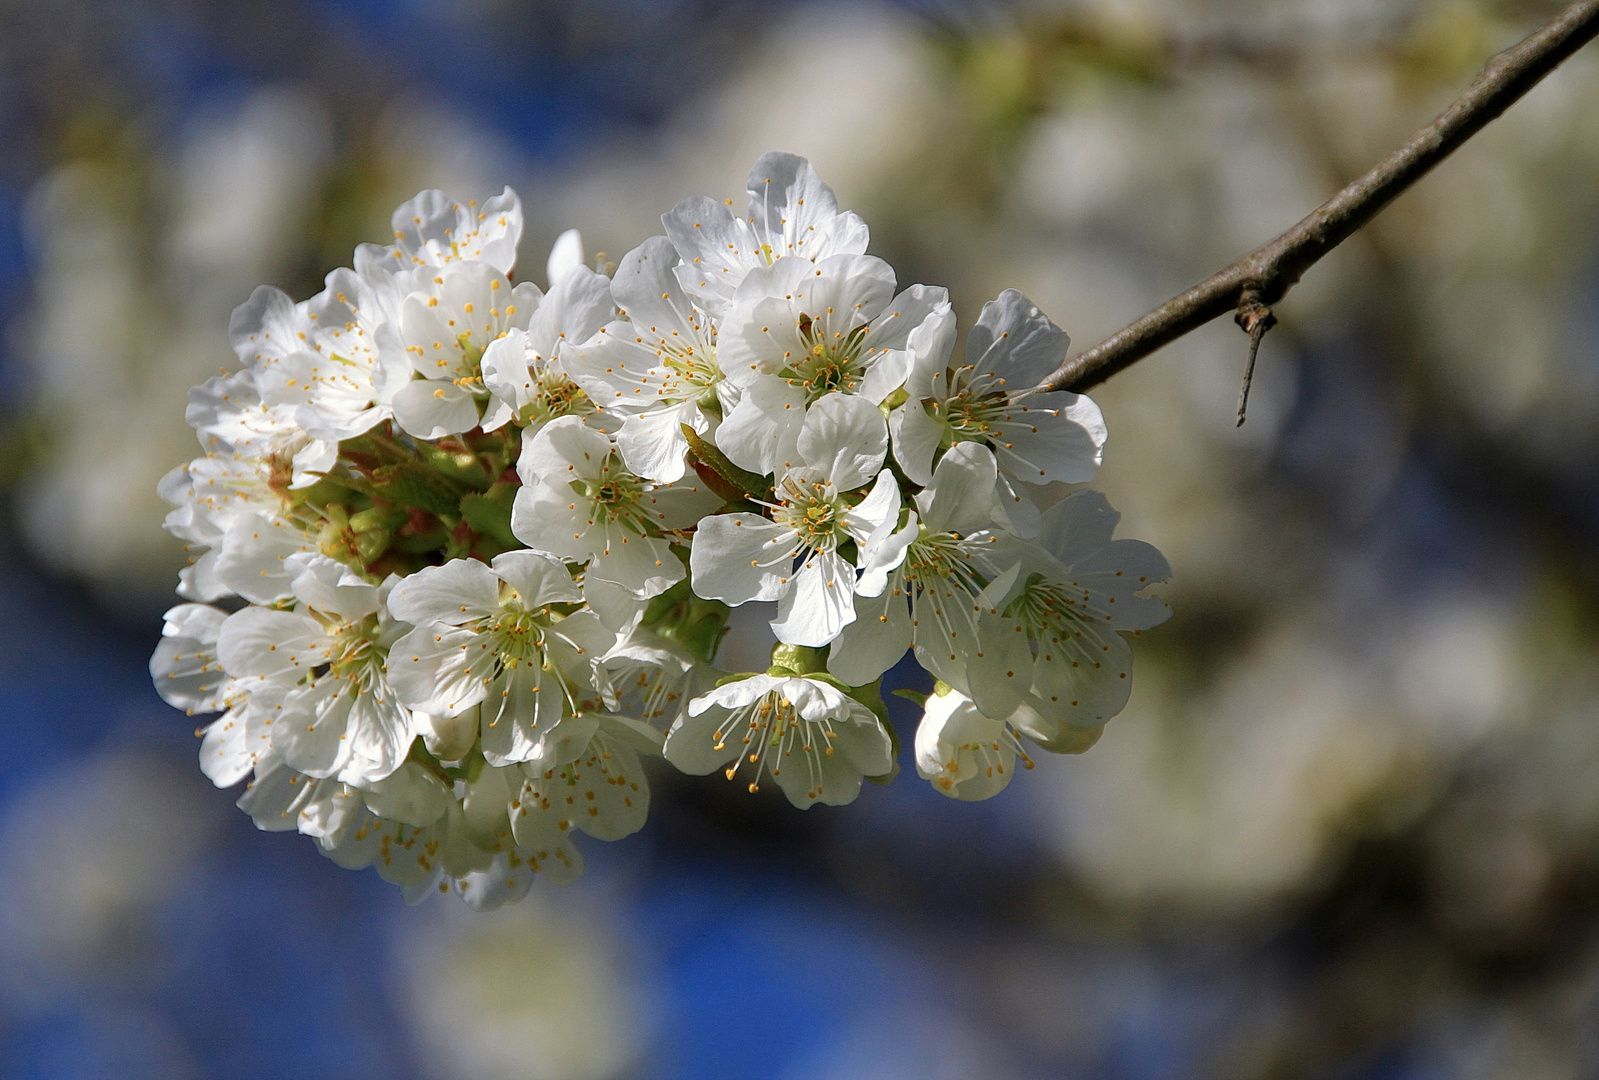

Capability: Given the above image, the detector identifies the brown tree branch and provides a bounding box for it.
[1033,0,1599,397]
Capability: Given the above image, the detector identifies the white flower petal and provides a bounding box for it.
[993,391,1106,486]
[855,518,918,599]
[914,689,1015,802]
[841,470,901,548]
[509,485,593,564]
[525,265,613,362]
[285,552,380,621]
[772,549,856,647]
[361,762,453,828]
[662,194,762,316]
[715,375,805,476]
[888,401,944,487]
[517,413,611,485]
[151,604,229,713]
[826,585,912,686]
[490,549,582,610]
[216,606,328,691]
[590,529,684,599]
[479,667,551,766]
[690,514,794,605]
[390,378,481,440]
[914,441,1002,536]
[274,679,358,779]
[546,228,584,286]
[387,559,503,626]
[526,734,650,842]
[389,624,495,717]
[615,404,698,483]
[199,703,266,788]
[796,393,887,492]
[608,235,687,329]
[966,289,1070,388]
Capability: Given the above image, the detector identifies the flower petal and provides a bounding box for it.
[490,549,582,610]
[690,515,795,605]
[387,559,503,626]
[993,391,1106,486]
[826,584,912,686]
[772,549,856,647]
[966,289,1069,388]
[796,393,887,492]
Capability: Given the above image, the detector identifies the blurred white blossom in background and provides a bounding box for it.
[394,893,649,1080]
[0,750,224,1009]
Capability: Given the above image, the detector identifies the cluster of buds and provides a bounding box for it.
[151,154,1169,907]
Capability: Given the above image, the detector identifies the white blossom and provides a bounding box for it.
[689,393,899,647]
[215,553,419,785]
[151,602,272,787]
[510,417,718,604]
[913,686,1027,801]
[253,269,406,445]
[355,186,524,282]
[387,552,615,768]
[714,256,945,477]
[664,674,892,807]
[827,441,1019,689]
[891,289,1106,536]
[563,236,730,482]
[662,151,870,318]
[596,627,718,732]
[479,250,614,434]
[511,715,658,848]
[969,490,1171,727]
[387,259,543,439]
[162,361,328,604]
[146,158,1172,907]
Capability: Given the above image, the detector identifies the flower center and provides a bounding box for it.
[522,370,594,426]
[772,477,847,551]
[1003,573,1102,643]
[487,607,548,666]
[326,616,383,682]
[933,370,1010,440]
[781,315,869,402]
[713,690,837,798]
[579,455,651,532]
[905,526,962,582]
[658,343,724,407]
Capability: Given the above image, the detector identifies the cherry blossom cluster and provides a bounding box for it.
[151,153,1170,908]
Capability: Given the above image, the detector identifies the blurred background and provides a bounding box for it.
[2,0,1599,1076]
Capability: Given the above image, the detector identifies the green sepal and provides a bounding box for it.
[370,460,466,517]
[415,438,492,489]
[389,527,453,555]
[406,737,454,786]
[714,671,762,687]
[682,424,773,504]
[769,642,829,677]
[891,688,928,708]
[443,741,488,784]
[459,480,520,549]
[641,569,731,666]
